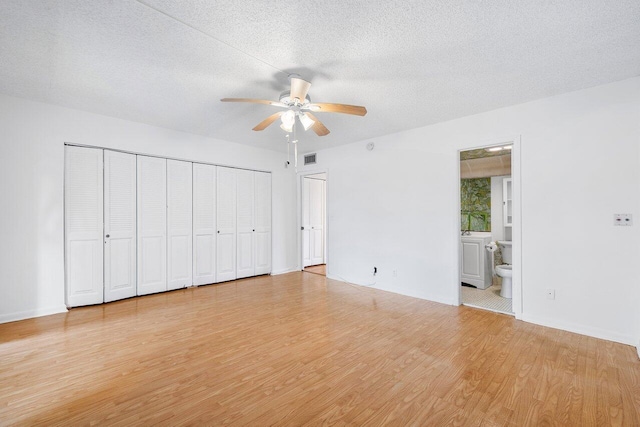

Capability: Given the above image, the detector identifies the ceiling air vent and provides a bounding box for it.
[304,153,317,165]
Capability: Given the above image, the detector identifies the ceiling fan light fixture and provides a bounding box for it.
[280,109,295,132]
[298,112,315,131]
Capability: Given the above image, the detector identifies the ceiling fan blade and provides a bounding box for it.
[290,78,311,102]
[306,102,367,116]
[252,111,285,131]
[221,98,287,108]
[305,112,330,136]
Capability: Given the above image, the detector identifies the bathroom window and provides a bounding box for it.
[460,178,491,231]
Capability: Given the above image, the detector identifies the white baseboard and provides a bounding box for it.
[326,274,457,306]
[521,313,635,346]
[0,305,68,324]
[270,268,298,276]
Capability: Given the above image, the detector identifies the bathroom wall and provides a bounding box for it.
[460,178,491,231]
[490,176,509,241]
[299,76,640,345]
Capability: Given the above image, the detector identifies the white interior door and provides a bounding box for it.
[137,155,167,295]
[193,163,216,286]
[254,172,271,275]
[216,167,236,282]
[236,169,255,279]
[167,160,193,290]
[302,178,311,267]
[309,179,325,265]
[104,150,136,302]
[65,146,104,307]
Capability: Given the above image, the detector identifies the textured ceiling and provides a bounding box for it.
[1,1,639,153]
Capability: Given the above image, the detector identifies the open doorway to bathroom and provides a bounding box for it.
[301,173,327,276]
[459,144,514,315]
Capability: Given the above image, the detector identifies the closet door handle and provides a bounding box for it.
[105,234,110,238]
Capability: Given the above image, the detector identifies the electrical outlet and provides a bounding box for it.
[613,214,633,226]
[393,270,397,277]
[546,289,555,300]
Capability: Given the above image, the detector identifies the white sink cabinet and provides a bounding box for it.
[460,233,492,289]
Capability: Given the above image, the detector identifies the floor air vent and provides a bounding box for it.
[304,153,317,165]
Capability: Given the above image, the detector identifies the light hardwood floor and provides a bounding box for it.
[304,264,326,276]
[1,272,639,426]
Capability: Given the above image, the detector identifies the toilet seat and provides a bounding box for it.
[496,265,512,276]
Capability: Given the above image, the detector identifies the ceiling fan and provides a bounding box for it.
[221,76,367,137]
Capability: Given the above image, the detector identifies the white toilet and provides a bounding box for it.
[495,241,513,298]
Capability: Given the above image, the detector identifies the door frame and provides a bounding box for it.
[456,136,522,319]
[297,169,329,273]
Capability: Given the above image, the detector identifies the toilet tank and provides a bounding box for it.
[497,240,513,264]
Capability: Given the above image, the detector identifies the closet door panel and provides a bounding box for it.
[167,160,193,290]
[254,172,271,275]
[65,146,104,307]
[193,163,216,286]
[104,150,137,302]
[137,156,167,295]
[302,178,311,267]
[236,169,255,279]
[216,167,236,282]
[309,178,325,266]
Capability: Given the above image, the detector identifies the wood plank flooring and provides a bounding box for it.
[303,264,326,276]
[1,272,639,426]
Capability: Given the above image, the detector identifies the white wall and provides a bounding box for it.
[0,94,298,323]
[490,176,508,242]
[301,77,640,346]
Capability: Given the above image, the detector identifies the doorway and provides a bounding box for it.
[300,172,327,276]
[457,138,521,317]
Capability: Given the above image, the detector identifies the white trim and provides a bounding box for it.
[0,305,68,324]
[270,268,298,276]
[64,142,271,174]
[522,313,635,347]
[511,136,523,319]
[455,136,522,319]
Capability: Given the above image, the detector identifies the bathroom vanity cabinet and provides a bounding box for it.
[460,233,492,289]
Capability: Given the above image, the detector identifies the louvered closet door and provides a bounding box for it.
[104,150,137,302]
[216,167,236,282]
[310,178,325,266]
[137,156,167,295]
[254,172,271,275]
[236,169,255,279]
[192,163,216,286]
[167,160,193,290]
[65,146,104,307]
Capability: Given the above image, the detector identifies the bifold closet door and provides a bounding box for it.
[137,156,167,295]
[104,150,137,303]
[193,163,216,286]
[216,166,236,282]
[254,172,272,275]
[236,169,255,279]
[65,146,104,307]
[167,160,193,291]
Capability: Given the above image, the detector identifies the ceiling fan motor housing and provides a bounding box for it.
[279,91,311,106]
